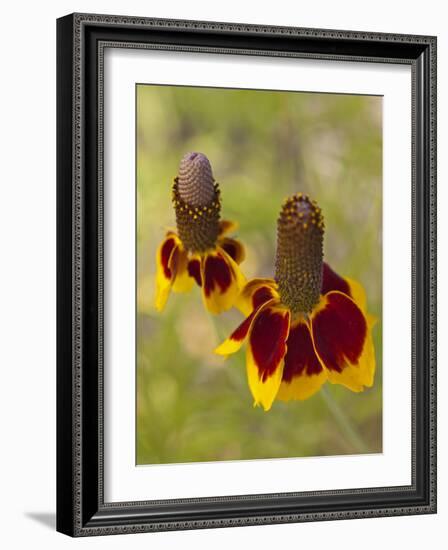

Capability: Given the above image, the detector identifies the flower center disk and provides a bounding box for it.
[275,193,324,315]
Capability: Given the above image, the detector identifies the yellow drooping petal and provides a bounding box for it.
[346,276,378,326]
[201,248,246,314]
[247,347,285,412]
[277,320,328,401]
[345,276,367,312]
[155,274,172,312]
[214,299,277,357]
[325,313,376,391]
[218,236,246,265]
[171,246,195,293]
[237,278,279,316]
[322,263,370,313]
[214,338,244,357]
[154,234,180,312]
[311,291,376,393]
[246,304,290,411]
[277,371,327,401]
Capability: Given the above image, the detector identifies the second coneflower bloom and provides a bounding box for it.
[155,152,246,314]
[215,193,376,411]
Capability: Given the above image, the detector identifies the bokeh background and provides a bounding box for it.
[136,84,382,465]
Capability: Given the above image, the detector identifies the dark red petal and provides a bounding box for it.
[168,246,180,279]
[240,279,277,312]
[230,308,259,343]
[312,292,367,372]
[252,286,276,309]
[321,262,350,297]
[220,240,238,262]
[203,253,232,297]
[250,307,289,382]
[282,322,323,381]
[161,237,177,279]
[187,258,202,286]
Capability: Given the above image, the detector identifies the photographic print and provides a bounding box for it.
[136,84,382,465]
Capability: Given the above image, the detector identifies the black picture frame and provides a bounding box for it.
[56,13,437,537]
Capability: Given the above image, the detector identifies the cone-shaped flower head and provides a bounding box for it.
[275,193,324,316]
[173,152,221,253]
[178,152,216,206]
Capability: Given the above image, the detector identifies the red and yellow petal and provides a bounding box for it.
[187,256,202,287]
[215,298,279,356]
[201,247,246,314]
[171,247,195,293]
[321,262,372,315]
[246,303,291,411]
[321,262,351,297]
[237,278,279,316]
[218,236,246,265]
[344,276,371,317]
[154,234,181,311]
[218,219,238,236]
[311,291,376,392]
[277,319,328,401]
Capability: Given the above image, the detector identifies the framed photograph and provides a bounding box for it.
[56,13,437,536]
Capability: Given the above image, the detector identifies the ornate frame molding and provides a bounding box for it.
[56,13,437,537]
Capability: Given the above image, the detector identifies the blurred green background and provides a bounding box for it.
[136,84,382,465]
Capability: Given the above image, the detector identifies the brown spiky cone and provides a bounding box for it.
[172,152,221,253]
[275,193,325,315]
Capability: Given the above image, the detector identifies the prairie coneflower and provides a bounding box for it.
[215,194,376,411]
[155,152,246,314]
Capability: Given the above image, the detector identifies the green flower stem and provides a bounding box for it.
[320,386,368,454]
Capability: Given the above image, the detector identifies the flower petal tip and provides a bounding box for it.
[252,400,273,412]
[367,313,378,328]
[327,378,366,392]
[154,280,171,312]
[213,341,233,356]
